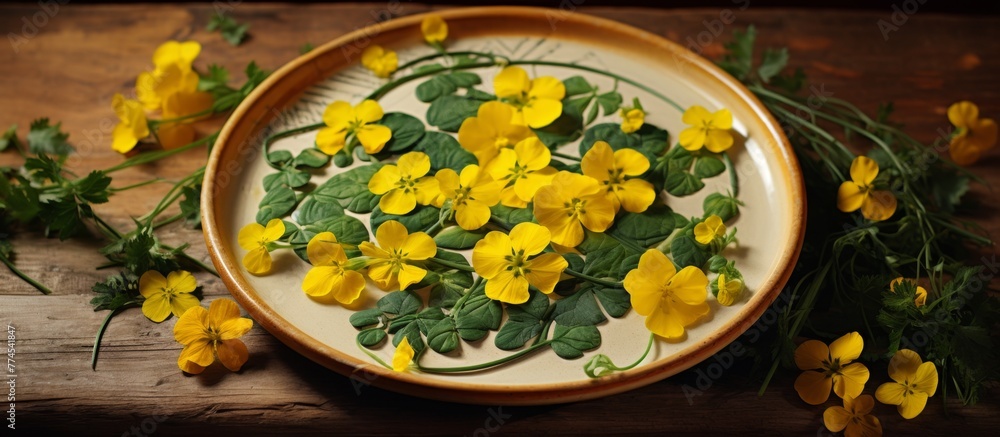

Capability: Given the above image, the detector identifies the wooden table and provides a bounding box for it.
[1,3,997,435]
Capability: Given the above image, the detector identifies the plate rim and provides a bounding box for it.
[201,5,806,405]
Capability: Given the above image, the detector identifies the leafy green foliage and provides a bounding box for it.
[414,131,476,172]
[415,72,483,102]
[703,192,742,222]
[207,13,249,46]
[550,324,601,359]
[579,122,668,163]
[434,226,487,250]
[312,164,382,213]
[454,282,502,341]
[256,185,297,224]
[378,112,426,154]
[0,125,18,152]
[370,205,438,234]
[426,96,483,132]
[179,184,202,228]
[26,118,73,156]
[607,203,675,247]
[495,290,550,350]
[288,213,369,261]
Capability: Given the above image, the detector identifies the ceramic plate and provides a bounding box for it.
[202,6,805,405]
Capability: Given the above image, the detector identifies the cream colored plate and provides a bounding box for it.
[202,7,804,405]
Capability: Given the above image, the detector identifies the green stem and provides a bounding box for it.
[0,254,53,295]
[110,178,165,192]
[365,61,497,101]
[507,60,684,113]
[532,304,557,346]
[428,256,474,272]
[723,153,739,197]
[91,303,137,370]
[396,50,504,72]
[416,341,552,373]
[551,151,581,162]
[450,276,484,318]
[261,123,325,170]
[152,212,184,230]
[355,335,392,371]
[104,135,214,174]
[149,108,213,126]
[163,246,218,276]
[564,268,623,289]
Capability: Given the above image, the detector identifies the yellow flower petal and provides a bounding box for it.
[643,304,688,340]
[334,271,367,305]
[837,181,866,213]
[947,101,978,128]
[525,253,567,295]
[710,108,733,130]
[375,220,409,251]
[682,105,712,125]
[141,293,172,323]
[912,361,939,396]
[173,305,209,345]
[829,331,864,363]
[484,269,530,304]
[361,45,398,78]
[897,391,929,419]
[508,222,551,256]
[322,101,354,132]
[209,298,243,329]
[166,270,198,294]
[379,189,417,215]
[316,126,347,156]
[435,168,461,197]
[522,97,562,129]
[669,266,709,305]
[616,178,656,213]
[357,124,392,154]
[850,156,879,186]
[218,317,253,341]
[303,265,342,297]
[614,148,651,176]
[365,259,398,291]
[397,151,431,178]
[157,123,196,150]
[401,231,437,261]
[261,219,285,242]
[397,263,427,290]
[368,165,402,195]
[823,405,851,433]
[620,108,645,133]
[392,337,415,372]
[528,76,566,101]
[860,190,897,221]
[179,339,215,368]
[887,349,922,382]
[875,381,906,406]
[152,40,200,71]
[354,100,385,124]
[162,90,213,119]
[472,232,513,279]
[513,167,556,203]
[413,176,441,206]
[678,126,707,151]
[833,362,869,399]
[138,270,168,298]
[493,66,530,99]
[704,128,734,153]
[178,350,206,374]
[242,247,272,275]
[216,338,249,372]
[421,14,448,44]
[307,231,346,266]
[169,293,201,320]
[577,196,616,233]
[455,200,491,231]
[795,370,833,405]
[794,340,830,371]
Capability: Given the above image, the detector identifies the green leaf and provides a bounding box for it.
[495,290,550,350]
[595,91,623,115]
[267,150,294,166]
[392,321,425,352]
[289,214,369,261]
[553,288,607,327]
[489,204,534,228]
[357,328,387,347]
[379,112,425,153]
[580,233,641,280]
[585,100,600,126]
[447,71,482,88]
[27,118,72,156]
[350,308,382,328]
[427,252,474,308]
[454,283,502,341]
[593,285,631,318]
[665,171,705,197]
[426,317,459,353]
[693,155,726,179]
[263,167,310,191]
[607,203,675,247]
[427,96,482,132]
[413,131,476,172]
[292,196,344,226]
[74,171,112,204]
[550,324,601,359]
[179,184,202,227]
[0,125,18,152]
[718,25,756,81]
[207,13,249,46]
[312,164,382,213]
[758,47,789,84]
[370,205,438,234]
[703,192,742,222]
[293,148,329,168]
[532,111,583,148]
[416,76,458,103]
[434,226,487,250]
[377,290,422,317]
[39,198,89,240]
[671,233,710,268]
[563,76,594,96]
[256,185,297,224]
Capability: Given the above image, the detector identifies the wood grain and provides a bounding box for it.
[0,3,997,435]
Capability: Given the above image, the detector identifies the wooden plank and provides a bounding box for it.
[0,3,997,434]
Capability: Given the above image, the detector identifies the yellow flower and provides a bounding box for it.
[139,270,199,323]
[947,101,997,165]
[237,219,285,275]
[421,15,448,44]
[580,140,656,213]
[173,298,253,374]
[316,100,393,155]
[493,66,566,129]
[793,332,870,405]
[392,337,415,372]
[368,151,440,215]
[836,156,897,222]
[623,249,709,340]
[158,87,213,149]
[359,220,436,291]
[458,101,536,164]
[486,137,557,208]
[151,40,201,72]
[716,273,744,306]
[302,232,366,304]
[890,277,928,308]
[693,215,726,245]
[111,93,150,154]
[472,222,568,304]
[620,108,645,133]
[137,41,202,111]
[875,349,938,419]
[533,171,616,248]
[361,45,399,78]
[823,394,883,437]
[436,165,502,231]
[678,105,733,152]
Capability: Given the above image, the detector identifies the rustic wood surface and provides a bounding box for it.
[1,3,998,435]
